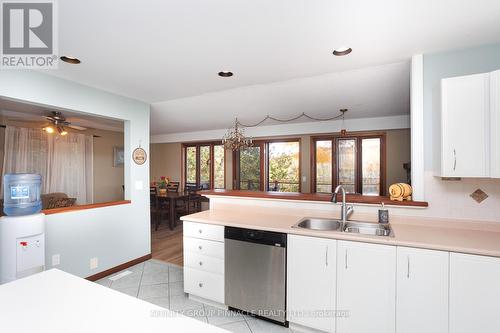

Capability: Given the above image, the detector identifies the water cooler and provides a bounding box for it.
[0,173,45,284]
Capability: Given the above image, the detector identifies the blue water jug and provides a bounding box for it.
[3,173,42,216]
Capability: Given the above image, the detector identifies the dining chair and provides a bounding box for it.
[186,185,203,213]
[150,186,168,231]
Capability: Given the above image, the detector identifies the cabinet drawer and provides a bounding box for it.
[184,267,224,304]
[184,237,224,259]
[184,221,224,242]
[184,252,224,275]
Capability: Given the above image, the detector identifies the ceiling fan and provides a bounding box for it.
[42,111,87,135]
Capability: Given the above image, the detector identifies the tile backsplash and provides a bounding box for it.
[422,171,500,222]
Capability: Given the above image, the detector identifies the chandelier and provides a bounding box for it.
[222,118,253,151]
[222,109,349,151]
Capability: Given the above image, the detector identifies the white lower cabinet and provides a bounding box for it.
[183,221,225,305]
[287,235,336,332]
[450,253,500,333]
[396,247,449,333]
[336,241,396,333]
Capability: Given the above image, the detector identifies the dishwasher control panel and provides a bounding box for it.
[224,226,287,247]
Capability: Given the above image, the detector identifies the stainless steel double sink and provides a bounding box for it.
[293,217,393,237]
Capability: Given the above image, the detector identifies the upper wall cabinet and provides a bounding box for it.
[491,70,500,178]
[436,73,490,177]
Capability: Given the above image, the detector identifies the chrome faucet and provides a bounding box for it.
[332,185,354,224]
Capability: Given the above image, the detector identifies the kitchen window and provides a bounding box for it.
[184,142,225,189]
[234,139,301,192]
[312,134,385,195]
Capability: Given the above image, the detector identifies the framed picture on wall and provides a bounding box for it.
[113,146,124,167]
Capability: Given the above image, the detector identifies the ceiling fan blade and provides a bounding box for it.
[67,124,87,131]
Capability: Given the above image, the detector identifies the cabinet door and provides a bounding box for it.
[491,70,500,178]
[450,253,500,333]
[287,235,336,332]
[396,247,449,333]
[441,73,490,177]
[336,241,396,333]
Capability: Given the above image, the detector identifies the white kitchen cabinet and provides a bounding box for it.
[336,241,396,333]
[491,70,500,178]
[450,253,500,333]
[287,235,336,333]
[437,73,490,177]
[396,247,449,333]
[183,221,225,305]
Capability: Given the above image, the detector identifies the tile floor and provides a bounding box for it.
[95,259,297,333]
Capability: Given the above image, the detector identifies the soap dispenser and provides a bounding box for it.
[378,202,389,224]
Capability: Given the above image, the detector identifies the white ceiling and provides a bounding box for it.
[48,0,500,134]
[152,61,410,133]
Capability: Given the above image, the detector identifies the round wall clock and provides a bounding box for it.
[132,147,147,165]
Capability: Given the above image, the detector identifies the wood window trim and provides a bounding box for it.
[311,132,386,195]
[182,141,226,190]
[233,138,302,192]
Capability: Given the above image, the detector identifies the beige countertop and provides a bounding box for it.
[181,206,500,258]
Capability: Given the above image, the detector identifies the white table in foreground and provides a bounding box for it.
[0,269,228,333]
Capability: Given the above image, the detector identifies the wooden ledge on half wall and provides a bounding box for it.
[199,189,429,208]
[42,200,132,215]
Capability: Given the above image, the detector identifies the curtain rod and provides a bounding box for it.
[0,124,101,137]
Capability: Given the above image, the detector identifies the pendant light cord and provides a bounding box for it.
[235,110,347,128]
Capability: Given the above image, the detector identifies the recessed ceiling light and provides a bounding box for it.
[218,71,233,77]
[333,47,352,56]
[60,56,81,64]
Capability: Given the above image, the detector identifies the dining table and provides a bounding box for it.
[156,191,191,230]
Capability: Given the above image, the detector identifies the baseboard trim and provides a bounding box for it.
[85,253,152,282]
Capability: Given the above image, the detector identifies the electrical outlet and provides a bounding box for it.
[52,254,60,266]
[90,257,98,270]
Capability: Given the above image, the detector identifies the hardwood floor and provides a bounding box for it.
[151,221,183,266]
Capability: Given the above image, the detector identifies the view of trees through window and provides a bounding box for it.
[214,145,225,188]
[186,146,196,184]
[184,143,225,189]
[239,146,261,190]
[200,145,210,188]
[315,140,332,193]
[338,139,356,193]
[314,135,383,195]
[268,142,300,192]
[361,138,381,195]
[237,141,300,193]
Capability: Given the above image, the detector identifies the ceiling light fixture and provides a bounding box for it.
[340,108,348,136]
[222,118,253,151]
[333,47,352,56]
[218,71,233,77]
[43,126,55,134]
[60,56,81,64]
[57,126,68,136]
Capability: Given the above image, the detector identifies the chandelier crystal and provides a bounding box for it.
[222,118,253,151]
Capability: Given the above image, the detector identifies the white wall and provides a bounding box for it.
[0,71,150,278]
[151,115,410,143]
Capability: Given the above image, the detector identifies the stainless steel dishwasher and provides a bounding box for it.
[225,226,287,325]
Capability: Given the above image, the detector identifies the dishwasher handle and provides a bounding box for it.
[224,226,287,247]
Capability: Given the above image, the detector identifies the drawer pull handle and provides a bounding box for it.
[199,261,203,266]
[198,246,202,250]
[199,283,203,288]
[199,229,203,234]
